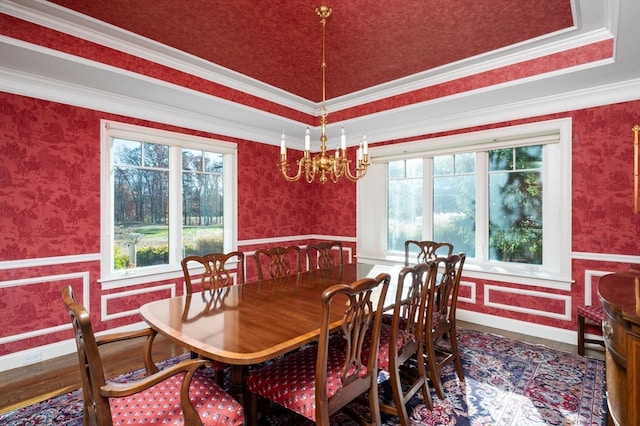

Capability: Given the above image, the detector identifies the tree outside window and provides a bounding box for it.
[113,139,224,270]
[488,146,543,264]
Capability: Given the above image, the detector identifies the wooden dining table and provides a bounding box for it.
[139,262,402,407]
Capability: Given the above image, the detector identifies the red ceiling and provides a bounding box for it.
[47,0,573,103]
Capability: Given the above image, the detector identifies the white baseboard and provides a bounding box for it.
[0,322,147,373]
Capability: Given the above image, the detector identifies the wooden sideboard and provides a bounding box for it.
[598,264,640,426]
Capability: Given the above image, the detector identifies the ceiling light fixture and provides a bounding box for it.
[279,5,369,184]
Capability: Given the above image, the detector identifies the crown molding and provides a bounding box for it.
[0,0,317,114]
[2,0,638,151]
[3,53,637,153]
[0,0,620,116]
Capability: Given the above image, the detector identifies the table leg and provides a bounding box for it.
[229,364,247,403]
[230,364,258,426]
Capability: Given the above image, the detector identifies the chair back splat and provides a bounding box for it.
[181,251,245,294]
[62,285,243,425]
[306,241,344,270]
[180,251,246,385]
[254,245,302,280]
[422,253,466,400]
[404,240,453,266]
[246,273,391,425]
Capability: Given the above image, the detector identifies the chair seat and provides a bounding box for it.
[362,323,412,371]
[247,345,364,422]
[577,304,604,324]
[109,369,243,425]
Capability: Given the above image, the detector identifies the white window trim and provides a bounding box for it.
[357,118,572,289]
[99,120,238,287]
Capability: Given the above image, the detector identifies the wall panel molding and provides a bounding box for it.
[0,271,90,345]
[484,285,571,320]
[0,253,100,270]
[101,284,176,322]
[458,280,476,305]
[583,269,612,306]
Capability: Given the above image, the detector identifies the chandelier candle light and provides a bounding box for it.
[280,5,369,184]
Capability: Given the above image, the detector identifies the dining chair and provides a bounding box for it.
[404,240,454,266]
[577,303,605,356]
[254,245,302,280]
[422,253,466,399]
[181,251,245,385]
[306,241,344,270]
[246,272,391,425]
[368,262,436,424]
[61,285,244,426]
[181,251,245,294]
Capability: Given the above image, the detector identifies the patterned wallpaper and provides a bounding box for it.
[1,93,639,357]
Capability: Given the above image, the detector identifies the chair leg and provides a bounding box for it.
[425,344,446,400]
[449,329,465,382]
[414,352,433,410]
[577,314,586,356]
[384,360,411,425]
[368,377,382,426]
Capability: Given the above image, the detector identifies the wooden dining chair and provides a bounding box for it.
[246,272,391,425]
[181,251,245,294]
[306,241,344,270]
[61,285,244,426]
[254,245,302,280]
[404,240,454,266]
[422,253,466,399]
[368,262,436,424]
[181,251,244,384]
[577,303,605,356]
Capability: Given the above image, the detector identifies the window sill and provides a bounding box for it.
[356,254,573,291]
[99,266,184,290]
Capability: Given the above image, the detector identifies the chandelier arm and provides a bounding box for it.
[343,155,370,182]
[280,155,306,182]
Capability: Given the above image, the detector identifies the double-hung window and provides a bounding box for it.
[358,119,571,286]
[100,121,237,285]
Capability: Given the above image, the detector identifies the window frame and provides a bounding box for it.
[357,118,572,288]
[100,120,238,287]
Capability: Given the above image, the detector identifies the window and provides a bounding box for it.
[101,121,237,285]
[358,119,571,286]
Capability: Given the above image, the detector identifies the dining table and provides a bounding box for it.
[139,262,403,410]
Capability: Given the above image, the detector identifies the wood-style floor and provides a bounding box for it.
[0,321,604,415]
[0,333,188,414]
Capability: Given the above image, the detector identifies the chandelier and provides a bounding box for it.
[280,5,369,184]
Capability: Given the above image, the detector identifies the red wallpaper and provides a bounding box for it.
[0,97,101,259]
[1,93,639,357]
[237,141,314,240]
[571,106,640,253]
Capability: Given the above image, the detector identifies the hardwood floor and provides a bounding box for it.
[0,334,187,414]
[0,321,604,415]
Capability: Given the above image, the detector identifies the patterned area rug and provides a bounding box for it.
[0,328,606,425]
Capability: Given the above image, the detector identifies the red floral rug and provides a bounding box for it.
[0,328,606,425]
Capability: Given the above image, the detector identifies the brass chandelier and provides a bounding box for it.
[280,5,369,184]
